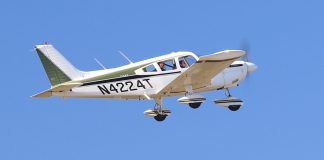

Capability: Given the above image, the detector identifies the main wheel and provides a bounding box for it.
[228,105,241,111]
[154,114,167,121]
[189,102,202,109]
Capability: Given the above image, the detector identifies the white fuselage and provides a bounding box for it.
[54,61,248,99]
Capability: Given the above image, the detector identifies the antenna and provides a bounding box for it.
[118,51,133,64]
[94,58,106,69]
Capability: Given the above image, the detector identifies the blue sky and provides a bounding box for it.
[0,0,323,159]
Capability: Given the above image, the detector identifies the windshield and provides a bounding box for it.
[179,56,196,68]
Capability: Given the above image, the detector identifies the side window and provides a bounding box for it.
[178,57,189,68]
[157,59,177,71]
[143,64,157,72]
[179,56,196,68]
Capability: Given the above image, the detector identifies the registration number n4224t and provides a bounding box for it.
[97,79,153,95]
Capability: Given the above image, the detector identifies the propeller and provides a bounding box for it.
[240,41,251,62]
[239,41,257,81]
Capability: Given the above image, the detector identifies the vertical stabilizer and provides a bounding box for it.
[35,44,83,86]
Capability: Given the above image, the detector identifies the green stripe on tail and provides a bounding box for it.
[36,49,71,86]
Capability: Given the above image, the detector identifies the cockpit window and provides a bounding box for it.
[178,58,189,68]
[143,64,157,72]
[157,59,177,71]
[179,56,196,68]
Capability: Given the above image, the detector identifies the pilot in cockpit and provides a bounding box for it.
[179,60,188,68]
[158,62,166,71]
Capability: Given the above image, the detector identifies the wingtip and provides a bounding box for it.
[202,50,245,60]
[222,50,245,58]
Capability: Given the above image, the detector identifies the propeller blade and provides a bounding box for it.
[240,41,250,62]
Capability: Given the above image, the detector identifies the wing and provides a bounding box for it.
[156,50,245,96]
[32,82,82,98]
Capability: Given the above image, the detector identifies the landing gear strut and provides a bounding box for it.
[225,88,232,97]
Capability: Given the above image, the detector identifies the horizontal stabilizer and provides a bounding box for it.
[32,82,82,98]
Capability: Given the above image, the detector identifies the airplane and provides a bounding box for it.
[32,43,257,122]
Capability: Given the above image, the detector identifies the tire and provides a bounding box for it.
[228,105,241,111]
[154,114,167,121]
[189,102,202,109]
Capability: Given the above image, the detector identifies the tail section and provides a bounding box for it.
[35,44,84,86]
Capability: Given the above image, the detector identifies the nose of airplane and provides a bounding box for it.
[246,62,257,73]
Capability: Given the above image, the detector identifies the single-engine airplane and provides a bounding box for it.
[32,43,257,121]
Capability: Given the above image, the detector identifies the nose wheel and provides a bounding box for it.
[214,88,243,111]
[228,105,241,111]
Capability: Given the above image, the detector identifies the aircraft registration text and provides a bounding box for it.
[97,79,153,95]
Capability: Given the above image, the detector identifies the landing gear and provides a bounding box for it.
[177,85,206,109]
[225,88,231,97]
[228,105,241,111]
[154,114,167,121]
[143,98,171,122]
[189,102,202,109]
[214,88,243,111]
